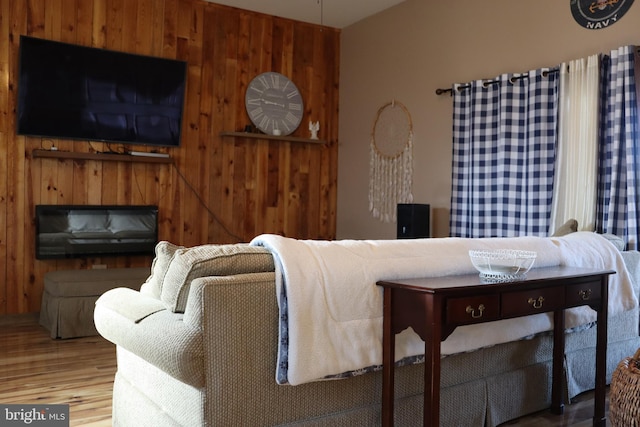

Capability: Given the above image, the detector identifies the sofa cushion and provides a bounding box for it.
[140,241,184,299]
[160,244,275,312]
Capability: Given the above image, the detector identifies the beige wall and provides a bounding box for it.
[337,0,640,239]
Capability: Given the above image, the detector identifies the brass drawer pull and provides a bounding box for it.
[466,304,485,319]
[579,289,592,300]
[528,296,545,309]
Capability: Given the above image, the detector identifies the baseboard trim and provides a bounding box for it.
[0,312,39,327]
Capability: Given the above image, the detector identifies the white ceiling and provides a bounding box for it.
[206,0,407,29]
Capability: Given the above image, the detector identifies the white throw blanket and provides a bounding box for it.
[250,232,638,385]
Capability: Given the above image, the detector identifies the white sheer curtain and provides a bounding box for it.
[549,55,600,233]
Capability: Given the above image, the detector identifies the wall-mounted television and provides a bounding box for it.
[17,36,187,147]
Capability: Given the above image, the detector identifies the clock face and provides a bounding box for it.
[245,72,304,136]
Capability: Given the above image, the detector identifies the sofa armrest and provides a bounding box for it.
[96,287,165,323]
[181,272,281,423]
[95,272,278,393]
[94,288,204,388]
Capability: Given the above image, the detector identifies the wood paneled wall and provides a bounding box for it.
[0,0,340,315]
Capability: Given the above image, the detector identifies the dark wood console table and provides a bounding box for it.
[378,266,614,427]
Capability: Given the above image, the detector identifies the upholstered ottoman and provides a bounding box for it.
[39,267,149,339]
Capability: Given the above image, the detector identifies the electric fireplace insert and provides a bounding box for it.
[35,205,158,259]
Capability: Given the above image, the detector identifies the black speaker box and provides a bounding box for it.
[397,204,430,239]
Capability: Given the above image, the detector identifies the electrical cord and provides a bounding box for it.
[170,162,244,242]
[34,140,243,242]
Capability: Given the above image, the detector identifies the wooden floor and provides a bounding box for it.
[0,314,114,427]
[501,391,609,427]
[0,314,609,427]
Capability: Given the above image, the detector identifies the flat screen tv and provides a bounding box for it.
[17,36,187,147]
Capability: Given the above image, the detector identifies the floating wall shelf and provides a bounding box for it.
[220,131,326,145]
[32,149,173,164]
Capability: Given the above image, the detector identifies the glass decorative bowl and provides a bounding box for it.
[468,249,537,282]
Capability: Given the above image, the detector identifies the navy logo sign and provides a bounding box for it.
[570,0,634,29]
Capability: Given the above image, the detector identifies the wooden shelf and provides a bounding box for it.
[32,149,173,164]
[220,131,326,145]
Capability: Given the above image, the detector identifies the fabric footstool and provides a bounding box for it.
[39,267,150,339]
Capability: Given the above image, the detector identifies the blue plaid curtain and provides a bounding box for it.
[450,69,559,237]
[596,46,640,250]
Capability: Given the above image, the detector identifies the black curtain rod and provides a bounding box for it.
[435,68,559,96]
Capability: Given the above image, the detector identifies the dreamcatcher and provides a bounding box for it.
[369,100,413,223]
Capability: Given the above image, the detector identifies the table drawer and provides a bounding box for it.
[502,286,565,317]
[446,295,500,325]
[566,282,602,307]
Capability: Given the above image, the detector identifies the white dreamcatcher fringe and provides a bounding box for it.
[368,133,414,223]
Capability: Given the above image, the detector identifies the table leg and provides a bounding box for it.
[423,295,440,427]
[382,287,395,427]
[593,277,608,427]
[551,309,565,415]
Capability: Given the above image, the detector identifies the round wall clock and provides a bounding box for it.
[245,72,304,136]
[570,0,634,30]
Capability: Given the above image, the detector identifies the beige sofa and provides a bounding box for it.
[94,236,640,426]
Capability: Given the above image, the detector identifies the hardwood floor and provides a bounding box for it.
[0,314,609,426]
[500,391,608,427]
[0,314,113,427]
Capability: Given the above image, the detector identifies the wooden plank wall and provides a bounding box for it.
[0,0,340,315]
